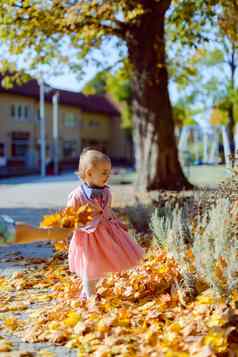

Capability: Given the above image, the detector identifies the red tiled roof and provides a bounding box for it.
[0,77,120,116]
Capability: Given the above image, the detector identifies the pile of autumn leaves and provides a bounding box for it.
[1,239,238,356]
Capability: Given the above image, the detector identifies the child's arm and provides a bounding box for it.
[15,223,73,244]
[0,215,73,246]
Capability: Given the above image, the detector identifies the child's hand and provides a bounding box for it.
[0,215,16,245]
[74,203,102,229]
[88,202,103,216]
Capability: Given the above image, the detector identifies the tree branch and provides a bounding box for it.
[66,12,128,39]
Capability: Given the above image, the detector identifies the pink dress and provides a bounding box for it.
[67,184,145,281]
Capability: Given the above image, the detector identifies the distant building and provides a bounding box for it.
[0,78,132,175]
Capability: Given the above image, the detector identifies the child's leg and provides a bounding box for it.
[88,280,98,295]
[81,278,98,298]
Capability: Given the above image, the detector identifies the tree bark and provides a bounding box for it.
[227,44,236,156]
[126,1,192,191]
[227,104,235,155]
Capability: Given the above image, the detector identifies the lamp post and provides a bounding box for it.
[38,78,55,177]
[38,78,46,177]
[52,91,59,175]
[203,129,209,164]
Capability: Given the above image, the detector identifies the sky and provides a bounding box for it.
[37,40,125,92]
[48,70,95,92]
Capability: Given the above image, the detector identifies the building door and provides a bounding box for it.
[11,132,30,167]
[0,143,6,167]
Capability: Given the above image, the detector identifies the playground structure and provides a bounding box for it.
[178,124,238,168]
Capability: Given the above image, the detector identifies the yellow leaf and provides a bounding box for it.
[231,289,238,302]
[54,240,68,252]
[48,321,62,331]
[196,295,215,305]
[145,330,157,346]
[207,313,227,328]
[64,311,81,327]
[169,322,182,333]
[37,351,56,357]
[165,352,189,357]
[3,317,19,331]
[203,330,227,353]
[0,339,13,352]
[96,320,110,333]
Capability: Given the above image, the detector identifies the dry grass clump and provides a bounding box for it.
[151,163,238,300]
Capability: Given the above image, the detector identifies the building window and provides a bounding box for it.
[12,141,28,158]
[17,105,22,119]
[63,140,77,158]
[64,113,77,128]
[0,143,6,166]
[11,104,30,120]
[0,143,4,157]
[11,132,29,158]
[10,104,15,118]
[89,119,100,128]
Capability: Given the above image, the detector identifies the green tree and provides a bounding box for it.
[83,71,108,95]
[0,0,223,190]
[83,65,133,129]
[106,65,133,130]
[198,39,238,154]
[173,100,197,128]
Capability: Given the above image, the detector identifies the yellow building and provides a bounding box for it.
[0,79,132,175]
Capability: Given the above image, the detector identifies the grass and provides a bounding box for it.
[110,170,136,185]
[185,164,231,188]
[110,165,231,188]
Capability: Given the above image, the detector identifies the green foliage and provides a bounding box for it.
[83,71,107,95]
[173,100,197,127]
[83,63,133,128]
[106,67,132,104]
[106,65,132,128]
[0,0,224,81]
[201,49,225,66]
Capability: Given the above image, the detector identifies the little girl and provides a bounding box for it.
[67,148,145,299]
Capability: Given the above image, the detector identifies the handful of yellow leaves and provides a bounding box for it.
[40,204,95,229]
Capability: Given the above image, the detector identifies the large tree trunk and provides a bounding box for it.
[126,1,192,191]
[227,104,235,156]
[227,44,236,156]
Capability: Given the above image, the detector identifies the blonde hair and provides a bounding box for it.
[77,148,111,180]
